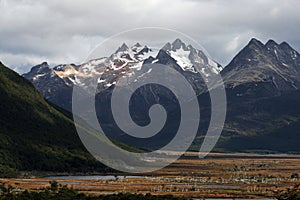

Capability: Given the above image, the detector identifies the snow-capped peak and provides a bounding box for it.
[162,39,221,75]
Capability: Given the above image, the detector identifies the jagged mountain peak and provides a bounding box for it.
[222,38,300,93]
[133,42,142,47]
[265,39,278,49]
[28,62,52,74]
[41,61,49,65]
[115,43,129,53]
[248,38,264,47]
[131,42,145,53]
[156,49,173,64]
[279,41,297,53]
[226,38,265,63]
[162,42,171,51]
[160,39,221,73]
[172,38,187,49]
[162,38,189,52]
[229,38,265,58]
[246,38,297,55]
[263,39,299,62]
[280,41,291,48]
[37,61,50,68]
[136,45,151,55]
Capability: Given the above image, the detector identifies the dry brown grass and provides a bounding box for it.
[1,153,300,198]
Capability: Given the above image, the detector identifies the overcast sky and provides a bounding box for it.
[1,0,300,74]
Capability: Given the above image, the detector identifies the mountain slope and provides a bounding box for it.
[23,62,74,111]
[0,62,108,177]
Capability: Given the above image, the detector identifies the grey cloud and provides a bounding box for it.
[0,0,300,73]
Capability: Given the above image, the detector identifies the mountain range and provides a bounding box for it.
[23,39,224,150]
[23,39,222,112]
[1,37,299,168]
[21,38,300,152]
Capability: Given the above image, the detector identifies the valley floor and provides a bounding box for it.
[1,153,300,199]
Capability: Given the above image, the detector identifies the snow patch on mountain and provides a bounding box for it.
[169,46,195,72]
[32,73,47,80]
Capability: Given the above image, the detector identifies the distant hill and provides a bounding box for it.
[0,62,111,177]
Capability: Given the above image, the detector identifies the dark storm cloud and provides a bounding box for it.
[0,0,299,73]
